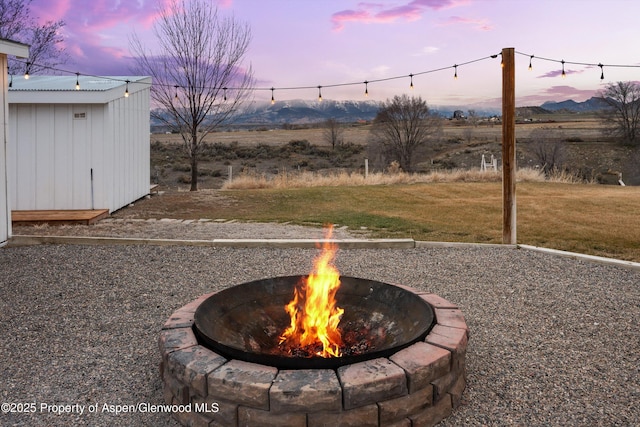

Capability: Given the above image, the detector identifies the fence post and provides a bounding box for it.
[502,47,516,244]
[228,165,233,182]
[365,158,369,178]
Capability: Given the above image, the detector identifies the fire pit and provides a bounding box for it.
[159,228,468,426]
[193,275,435,370]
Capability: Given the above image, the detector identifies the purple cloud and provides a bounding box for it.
[331,0,467,31]
[537,69,584,78]
[439,15,493,31]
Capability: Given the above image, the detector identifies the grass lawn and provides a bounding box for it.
[131,182,640,262]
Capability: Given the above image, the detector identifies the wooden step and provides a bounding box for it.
[12,209,109,225]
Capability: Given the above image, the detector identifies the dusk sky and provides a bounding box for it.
[27,0,640,107]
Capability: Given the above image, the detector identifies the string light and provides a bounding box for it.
[223,87,227,101]
[24,62,30,79]
[453,64,458,80]
[528,55,534,71]
[75,72,80,90]
[124,79,130,97]
[364,80,368,97]
[317,85,322,102]
[598,63,604,80]
[561,60,566,78]
[174,85,179,99]
[270,87,275,104]
[409,73,414,89]
[9,74,12,88]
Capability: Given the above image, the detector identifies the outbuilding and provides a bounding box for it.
[1,38,29,246]
[7,75,151,215]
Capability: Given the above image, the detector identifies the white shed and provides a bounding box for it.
[7,75,151,214]
[0,39,29,246]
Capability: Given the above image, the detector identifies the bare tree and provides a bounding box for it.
[323,118,343,149]
[369,94,442,172]
[599,81,640,146]
[0,0,68,74]
[130,0,254,191]
[528,128,566,176]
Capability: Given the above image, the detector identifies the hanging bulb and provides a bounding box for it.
[364,81,368,97]
[174,85,179,99]
[500,55,504,68]
[598,63,604,80]
[317,85,323,102]
[24,62,30,80]
[271,87,275,104]
[528,55,534,71]
[223,87,227,101]
[124,80,130,97]
[409,74,414,90]
[9,74,13,88]
[75,73,80,90]
[561,60,566,78]
[453,65,458,80]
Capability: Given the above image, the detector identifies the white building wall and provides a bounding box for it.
[8,80,150,213]
[0,54,9,244]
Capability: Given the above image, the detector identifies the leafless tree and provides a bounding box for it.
[0,0,68,75]
[369,95,442,172]
[130,0,254,191]
[598,81,640,146]
[528,128,566,176]
[323,118,343,149]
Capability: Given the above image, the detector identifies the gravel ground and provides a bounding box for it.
[1,222,639,427]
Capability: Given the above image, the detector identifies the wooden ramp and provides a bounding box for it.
[12,209,109,226]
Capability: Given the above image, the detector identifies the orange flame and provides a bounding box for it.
[279,225,344,357]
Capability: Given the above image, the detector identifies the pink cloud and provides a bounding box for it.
[439,15,493,31]
[537,69,584,78]
[331,0,467,31]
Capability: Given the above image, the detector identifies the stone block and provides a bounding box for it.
[426,325,468,374]
[419,294,459,309]
[448,374,466,409]
[389,342,451,392]
[431,370,458,403]
[307,404,378,427]
[433,308,468,331]
[238,406,306,427]
[158,327,198,357]
[208,360,277,410]
[409,393,452,427]
[378,385,433,425]
[192,396,237,427]
[338,357,407,410]
[171,346,227,397]
[270,369,342,413]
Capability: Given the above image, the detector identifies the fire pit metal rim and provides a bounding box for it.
[192,275,436,369]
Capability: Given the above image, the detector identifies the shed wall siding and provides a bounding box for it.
[8,84,150,213]
[0,54,9,243]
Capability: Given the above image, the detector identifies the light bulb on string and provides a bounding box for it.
[528,55,534,71]
[409,74,414,90]
[223,87,227,101]
[124,80,130,97]
[75,73,80,90]
[9,74,13,88]
[364,81,369,97]
[271,87,275,104]
[453,65,458,80]
[24,62,30,79]
[318,85,322,102]
[561,60,566,78]
[598,63,604,80]
[174,85,179,99]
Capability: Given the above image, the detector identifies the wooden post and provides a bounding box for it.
[364,158,369,179]
[502,47,516,244]
[228,165,232,182]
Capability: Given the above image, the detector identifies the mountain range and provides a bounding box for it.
[151,97,612,129]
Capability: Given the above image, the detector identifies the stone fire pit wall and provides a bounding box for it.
[159,284,468,427]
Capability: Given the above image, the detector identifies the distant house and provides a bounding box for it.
[0,38,29,246]
[8,75,151,213]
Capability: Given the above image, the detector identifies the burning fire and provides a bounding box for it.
[279,225,344,357]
